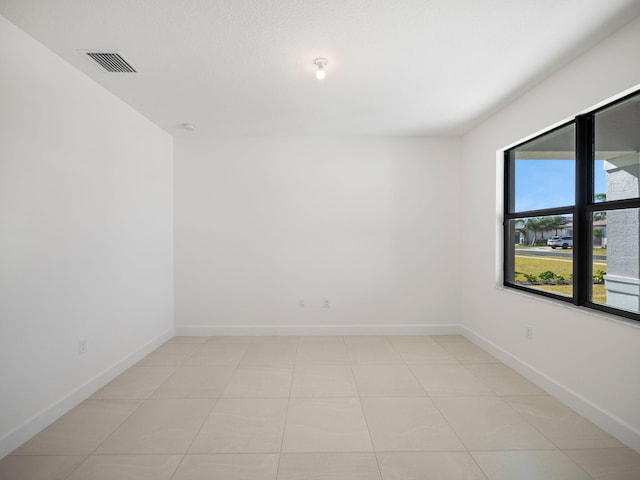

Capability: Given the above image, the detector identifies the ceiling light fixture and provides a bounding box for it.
[180,123,196,131]
[313,58,328,80]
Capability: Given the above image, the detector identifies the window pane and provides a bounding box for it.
[594,93,640,202]
[506,215,573,298]
[508,124,575,212]
[591,208,640,314]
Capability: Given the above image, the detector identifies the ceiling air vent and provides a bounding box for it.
[85,52,136,73]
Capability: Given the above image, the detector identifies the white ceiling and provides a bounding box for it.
[1,0,639,136]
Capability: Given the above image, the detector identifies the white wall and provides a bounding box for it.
[0,16,174,457]
[175,136,461,335]
[461,16,640,451]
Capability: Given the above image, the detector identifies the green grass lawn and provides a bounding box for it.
[514,255,607,302]
[513,246,607,256]
[514,255,574,278]
[536,284,607,303]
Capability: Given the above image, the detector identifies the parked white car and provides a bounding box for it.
[547,236,573,249]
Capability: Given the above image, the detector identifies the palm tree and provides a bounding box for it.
[546,215,568,235]
[525,217,545,245]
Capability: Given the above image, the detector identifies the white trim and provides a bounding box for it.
[495,285,640,330]
[0,328,174,459]
[462,325,640,454]
[175,323,462,337]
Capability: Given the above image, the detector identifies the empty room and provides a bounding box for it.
[1,1,640,479]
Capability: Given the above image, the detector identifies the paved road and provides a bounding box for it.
[515,248,606,261]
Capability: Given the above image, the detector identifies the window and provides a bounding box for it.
[504,90,640,322]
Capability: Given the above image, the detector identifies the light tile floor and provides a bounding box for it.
[2,335,640,479]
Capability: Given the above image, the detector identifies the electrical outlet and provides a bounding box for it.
[525,326,533,340]
[298,299,305,308]
[78,339,87,355]
[322,299,330,308]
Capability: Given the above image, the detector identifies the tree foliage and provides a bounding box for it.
[524,216,568,245]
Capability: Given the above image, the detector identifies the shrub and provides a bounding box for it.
[539,271,564,284]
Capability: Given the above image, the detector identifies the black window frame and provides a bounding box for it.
[503,89,640,323]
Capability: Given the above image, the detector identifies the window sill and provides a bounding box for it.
[495,284,640,330]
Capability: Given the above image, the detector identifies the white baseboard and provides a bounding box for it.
[462,326,640,454]
[175,323,462,337]
[0,328,174,459]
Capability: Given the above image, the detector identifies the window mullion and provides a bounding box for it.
[574,114,594,306]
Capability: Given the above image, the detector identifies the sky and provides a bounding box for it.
[514,159,606,212]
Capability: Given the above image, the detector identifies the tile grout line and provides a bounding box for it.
[168,338,246,478]
[62,348,191,479]
[401,336,492,479]
[173,396,220,474]
[493,394,598,479]
[61,455,87,480]
[345,345,383,480]
[427,335,596,479]
[10,334,629,479]
[275,338,300,479]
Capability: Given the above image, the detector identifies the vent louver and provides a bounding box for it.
[86,52,136,73]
